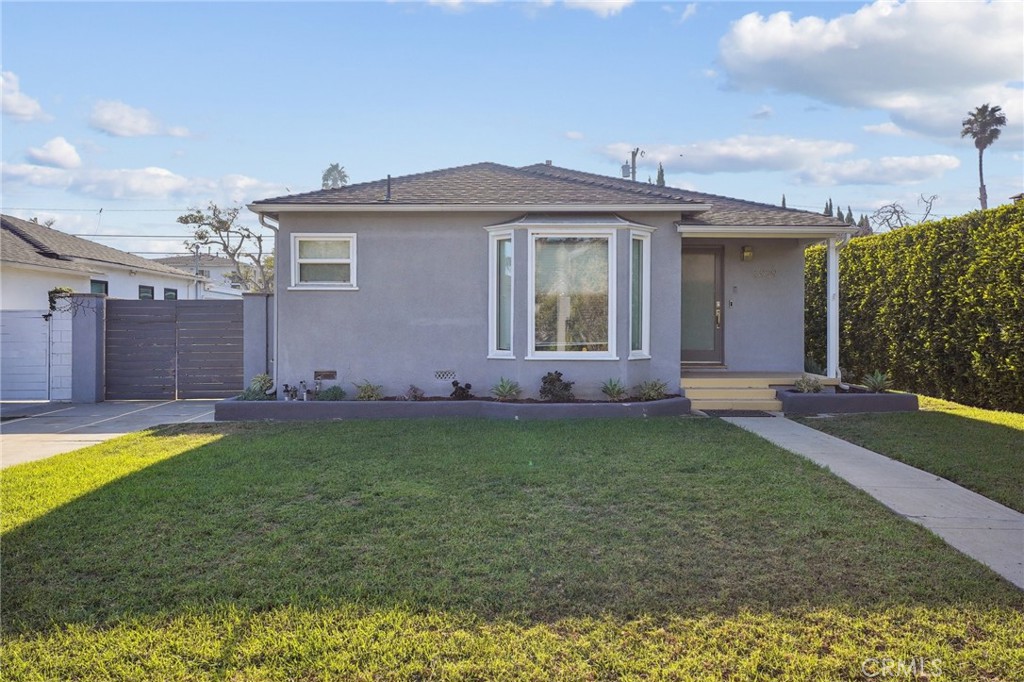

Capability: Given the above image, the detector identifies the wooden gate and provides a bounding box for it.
[105,299,243,400]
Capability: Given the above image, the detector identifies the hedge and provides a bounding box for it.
[806,203,1023,412]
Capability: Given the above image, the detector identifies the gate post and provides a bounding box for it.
[243,293,274,385]
[71,293,106,403]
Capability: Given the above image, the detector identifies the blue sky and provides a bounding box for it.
[2,0,1022,256]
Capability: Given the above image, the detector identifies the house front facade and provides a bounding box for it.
[249,163,853,404]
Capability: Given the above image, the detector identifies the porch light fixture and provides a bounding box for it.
[741,245,754,262]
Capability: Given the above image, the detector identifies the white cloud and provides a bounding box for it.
[719,0,1024,140]
[426,0,498,11]
[89,100,191,138]
[797,154,960,186]
[862,122,904,136]
[679,2,697,23]
[750,105,773,120]
[564,0,633,18]
[702,68,717,79]
[25,137,82,169]
[604,135,854,174]
[1,71,50,122]
[2,161,285,203]
[564,130,585,140]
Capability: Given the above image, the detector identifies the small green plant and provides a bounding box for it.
[353,380,384,401]
[794,375,823,393]
[601,378,628,402]
[491,377,521,402]
[316,385,347,401]
[239,373,274,401]
[862,370,894,393]
[450,380,475,400]
[47,286,74,312]
[633,379,669,402]
[405,385,425,401]
[539,371,575,402]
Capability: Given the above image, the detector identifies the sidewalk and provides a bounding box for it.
[724,416,1024,591]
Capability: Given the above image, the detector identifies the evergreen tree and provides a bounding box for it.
[781,194,787,208]
[823,200,830,216]
[656,163,665,187]
[845,206,854,224]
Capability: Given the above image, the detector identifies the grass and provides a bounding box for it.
[796,396,1024,513]
[2,418,1022,680]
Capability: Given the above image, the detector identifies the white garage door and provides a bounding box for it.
[0,310,49,400]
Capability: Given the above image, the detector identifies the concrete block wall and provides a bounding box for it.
[49,308,73,401]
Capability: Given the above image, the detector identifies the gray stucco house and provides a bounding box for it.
[248,162,854,409]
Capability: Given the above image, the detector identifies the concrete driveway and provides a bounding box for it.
[1,401,216,469]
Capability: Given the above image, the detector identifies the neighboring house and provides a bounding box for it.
[153,253,244,299]
[0,214,197,400]
[248,162,854,405]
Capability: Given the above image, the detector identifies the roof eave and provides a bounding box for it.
[676,224,858,239]
[249,202,711,216]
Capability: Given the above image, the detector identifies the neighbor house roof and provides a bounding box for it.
[249,162,851,231]
[1,214,195,279]
[154,253,237,269]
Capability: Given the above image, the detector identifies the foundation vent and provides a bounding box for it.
[434,370,457,382]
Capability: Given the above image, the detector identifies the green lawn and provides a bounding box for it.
[2,418,1022,681]
[796,396,1024,513]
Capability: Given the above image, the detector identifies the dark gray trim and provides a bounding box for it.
[778,389,918,415]
[216,396,691,421]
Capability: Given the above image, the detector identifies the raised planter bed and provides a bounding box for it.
[215,396,692,421]
[777,388,918,415]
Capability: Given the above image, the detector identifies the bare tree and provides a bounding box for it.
[177,203,273,292]
[869,194,938,232]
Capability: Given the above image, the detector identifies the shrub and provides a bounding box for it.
[539,371,574,402]
[316,385,347,401]
[405,385,425,401]
[238,373,275,401]
[450,380,475,400]
[353,380,384,401]
[794,375,823,394]
[491,377,521,402]
[806,203,1023,412]
[633,379,669,401]
[601,378,628,402]
[861,370,894,393]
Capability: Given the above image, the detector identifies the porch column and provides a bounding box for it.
[826,237,840,379]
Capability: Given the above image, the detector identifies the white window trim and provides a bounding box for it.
[289,233,358,290]
[488,230,515,359]
[629,231,652,360]
[527,227,617,361]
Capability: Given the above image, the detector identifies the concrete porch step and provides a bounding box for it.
[680,373,801,389]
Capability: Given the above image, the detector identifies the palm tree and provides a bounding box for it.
[961,104,1007,210]
[321,163,349,190]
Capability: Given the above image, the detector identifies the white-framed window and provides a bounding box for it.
[527,228,616,360]
[290,233,357,289]
[629,231,651,359]
[488,230,514,358]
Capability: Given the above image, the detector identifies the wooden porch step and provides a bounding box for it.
[683,387,778,401]
[689,398,782,412]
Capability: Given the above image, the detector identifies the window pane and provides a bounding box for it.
[299,262,351,283]
[139,286,154,300]
[534,237,609,352]
[90,280,108,295]
[299,239,349,259]
[164,288,178,301]
[631,238,643,351]
[496,238,512,351]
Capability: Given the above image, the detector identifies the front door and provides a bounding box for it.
[681,247,724,365]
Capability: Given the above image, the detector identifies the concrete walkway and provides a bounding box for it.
[1,401,216,469]
[725,416,1024,591]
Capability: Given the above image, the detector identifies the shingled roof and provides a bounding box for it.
[250,161,850,229]
[1,214,195,278]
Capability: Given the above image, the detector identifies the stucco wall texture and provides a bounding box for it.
[273,212,806,400]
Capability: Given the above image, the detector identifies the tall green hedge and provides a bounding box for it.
[806,203,1024,412]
